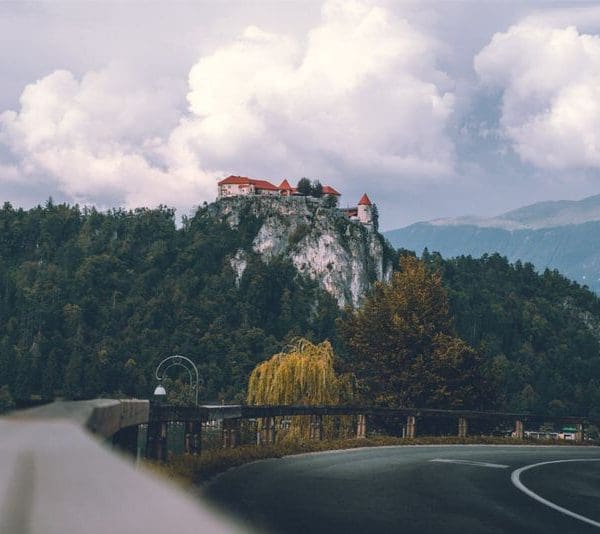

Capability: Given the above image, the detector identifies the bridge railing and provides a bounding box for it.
[146,403,598,460]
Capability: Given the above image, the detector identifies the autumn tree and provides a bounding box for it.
[338,254,488,409]
[247,338,351,405]
[247,338,353,441]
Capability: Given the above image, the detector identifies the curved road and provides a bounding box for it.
[206,445,600,533]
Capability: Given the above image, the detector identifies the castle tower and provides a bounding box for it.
[278,179,294,196]
[357,193,373,224]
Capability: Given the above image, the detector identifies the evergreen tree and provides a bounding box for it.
[323,195,339,208]
[297,178,312,196]
[311,180,324,198]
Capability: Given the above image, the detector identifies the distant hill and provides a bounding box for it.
[385,194,600,292]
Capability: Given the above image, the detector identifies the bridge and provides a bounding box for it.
[2,399,598,533]
[1,399,244,534]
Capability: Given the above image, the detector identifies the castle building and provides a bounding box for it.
[357,193,373,224]
[217,175,341,200]
[217,175,373,226]
[217,176,281,198]
[341,194,373,225]
[322,185,341,197]
[278,179,295,196]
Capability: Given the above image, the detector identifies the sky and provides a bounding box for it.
[2,1,600,230]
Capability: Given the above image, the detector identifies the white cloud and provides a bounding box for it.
[0,64,215,209]
[0,163,21,184]
[176,0,455,183]
[475,22,600,170]
[0,0,456,212]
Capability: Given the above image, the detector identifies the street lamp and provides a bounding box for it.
[153,384,167,396]
[154,355,200,405]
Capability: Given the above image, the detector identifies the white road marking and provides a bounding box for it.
[429,458,509,469]
[511,458,600,529]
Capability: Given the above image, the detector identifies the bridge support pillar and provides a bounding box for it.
[146,421,168,461]
[458,417,468,438]
[309,415,323,440]
[112,424,139,457]
[514,419,524,440]
[258,417,275,445]
[356,414,367,439]
[575,422,584,443]
[222,418,241,448]
[406,416,416,438]
[184,420,202,455]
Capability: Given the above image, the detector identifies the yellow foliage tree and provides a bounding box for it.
[247,338,353,441]
[339,254,487,409]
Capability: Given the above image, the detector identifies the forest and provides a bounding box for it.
[0,201,599,417]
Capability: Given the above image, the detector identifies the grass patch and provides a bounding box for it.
[143,435,596,485]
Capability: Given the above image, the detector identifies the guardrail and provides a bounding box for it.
[146,403,598,459]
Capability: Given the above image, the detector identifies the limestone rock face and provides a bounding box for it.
[207,196,393,307]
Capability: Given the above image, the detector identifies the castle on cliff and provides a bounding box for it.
[217,175,374,225]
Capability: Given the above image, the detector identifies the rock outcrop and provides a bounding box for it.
[206,196,393,307]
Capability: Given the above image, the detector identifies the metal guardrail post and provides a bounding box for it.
[222,418,241,448]
[309,414,323,440]
[147,421,168,461]
[184,420,202,455]
[406,415,416,438]
[458,417,468,438]
[575,422,584,443]
[514,419,524,439]
[356,414,367,439]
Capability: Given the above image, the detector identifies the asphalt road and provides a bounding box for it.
[205,445,600,534]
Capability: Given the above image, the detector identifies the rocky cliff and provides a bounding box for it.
[206,196,393,307]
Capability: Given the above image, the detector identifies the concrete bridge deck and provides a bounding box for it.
[0,400,244,534]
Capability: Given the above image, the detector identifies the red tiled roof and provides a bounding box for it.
[358,193,372,206]
[279,179,293,190]
[252,179,280,191]
[218,175,279,191]
[218,175,251,186]
[322,185,341,196]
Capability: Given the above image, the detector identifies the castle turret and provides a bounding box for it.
[357,193,373,224]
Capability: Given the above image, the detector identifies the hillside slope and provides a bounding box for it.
[0,198,392,402]
[385,194,600,291]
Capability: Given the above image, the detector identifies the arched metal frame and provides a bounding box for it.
[155,355,199,406]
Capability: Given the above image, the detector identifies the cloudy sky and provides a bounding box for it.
[2,0,600,230]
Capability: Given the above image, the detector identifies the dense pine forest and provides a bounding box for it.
[1,201,599,417]
[0,200,339,404]
[438,251,600,416]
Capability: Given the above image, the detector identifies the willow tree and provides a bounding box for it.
[247,338,353,441]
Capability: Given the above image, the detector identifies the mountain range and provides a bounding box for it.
[385,194,600,292]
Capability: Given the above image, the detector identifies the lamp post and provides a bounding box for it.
[154,355,200,405]
[153,384,167,403]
